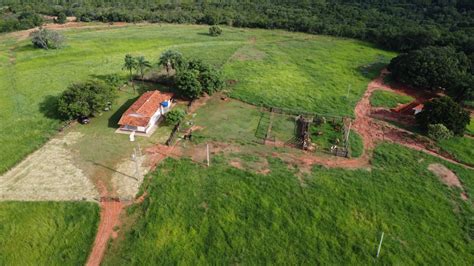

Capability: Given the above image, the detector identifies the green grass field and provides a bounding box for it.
[103,143,473,265]
[0,24,394,174]
[438,136,474,166]
[0,202,99,265]
[370,90,414,108]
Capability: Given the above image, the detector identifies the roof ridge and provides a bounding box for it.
[135,91,159,116]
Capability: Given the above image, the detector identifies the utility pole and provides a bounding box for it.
[376,232,384,258]
[206,143,210,167]
[344,120,352,150]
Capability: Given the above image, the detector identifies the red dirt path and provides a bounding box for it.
[86,181,124,266]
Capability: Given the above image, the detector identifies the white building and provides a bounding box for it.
[118,90,174,134]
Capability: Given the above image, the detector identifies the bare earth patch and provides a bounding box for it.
[230,45,267,61]
[111,154,151,200]
[0,132,98,201]
[428,163,468,200]
[428,163,462,188]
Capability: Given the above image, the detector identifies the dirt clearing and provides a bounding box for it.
[0,132,98,201]
[428,163,468,200]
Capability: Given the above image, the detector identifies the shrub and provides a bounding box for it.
[176,69,202,99]
[416,97,470,136]
[30,28,65,49]
[166,109,186,125]
[427,124,453,141]
[103,73,125,87]
[57,80,117,119]
[209,25,222,36]
[55,13,67,24]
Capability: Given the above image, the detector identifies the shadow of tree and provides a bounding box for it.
[356,62,387,80]
[108,97,137,128]
[39,95,66,120]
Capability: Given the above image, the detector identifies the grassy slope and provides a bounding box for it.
[438,136,474,166]
[103,143,473,265]
[0,202,99,265]
[224,37,395,116]
[0,24,393,174]
[370,90,413,108]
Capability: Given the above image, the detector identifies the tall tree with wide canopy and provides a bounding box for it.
[388,46,470,90]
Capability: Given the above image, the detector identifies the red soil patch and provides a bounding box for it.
[428,163,468,201]
[428,163,463,188]
[86,180,125,266]
[230,160,244,169]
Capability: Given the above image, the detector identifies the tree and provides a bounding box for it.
[57,80,117,119]
[176,69,202,99]
[158,50,185,75]
[199,68,224,95]
[427,124,453,141]
[135,56,151,80]
[30,28,65,49]
[165,108,186,125]
[388,46,470,90]
[209,25,222,36]
[416,97,470,136]
[55,12,67,24]
[122,54,137,82]
[447,74,474,104]
[186,59,224,95]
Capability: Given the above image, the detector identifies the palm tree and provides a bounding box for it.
[136,56,151,80]
[122,54,137,91]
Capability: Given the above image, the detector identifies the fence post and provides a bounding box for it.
[376,232,384,258]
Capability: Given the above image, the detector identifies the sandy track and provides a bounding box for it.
[0,132,98,201]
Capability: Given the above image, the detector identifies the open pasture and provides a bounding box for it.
[104,143,473,265]
[0,202,99,265]
[0,24,394,174]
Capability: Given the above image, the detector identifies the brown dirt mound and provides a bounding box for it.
[428,163,462,188]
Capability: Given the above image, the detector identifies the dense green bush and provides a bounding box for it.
[388,46,470,90]
[165,108,186,126]
[55,12,67,24]
[416,97,470,136]
[209,25,222,36]
[57,80,117,119]
[176,69,202,99]
[30,28,65,49]
[427,124,453,141]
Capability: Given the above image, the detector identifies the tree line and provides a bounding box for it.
[1,0,472,54]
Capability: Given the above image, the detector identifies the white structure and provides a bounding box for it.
[118,91,174,134]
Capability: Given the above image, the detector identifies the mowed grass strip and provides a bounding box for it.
[104,143,473,265]
[0,24,393,174]
[0,202,99,265]
[370,90,414,108]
